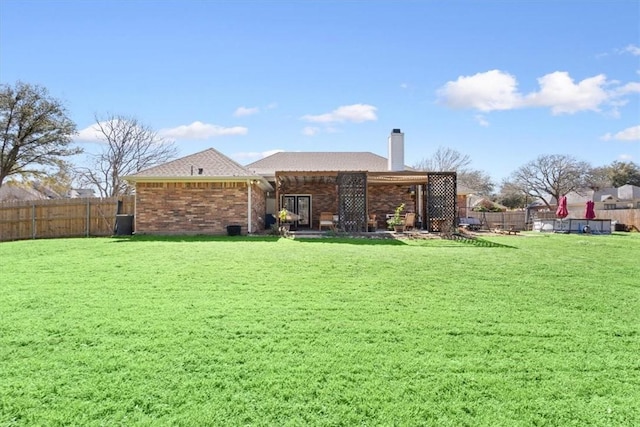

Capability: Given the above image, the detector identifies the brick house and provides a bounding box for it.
[126,129,457,235]
[125,148,272,235]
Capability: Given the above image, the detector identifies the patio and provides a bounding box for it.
[274,171,457,233]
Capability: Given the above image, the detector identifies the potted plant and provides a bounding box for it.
[278,208,290,235]
[387,203,405,232]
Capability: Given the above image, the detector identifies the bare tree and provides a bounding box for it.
[414,146,494,195]
[414,146,471,171]
[36,161,76,197]
[497,180,529,209]
[458,170,495,196]
[77,114,177,197]
[507,154,591,209]
[0,81,80,188]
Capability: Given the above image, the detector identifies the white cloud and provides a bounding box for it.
[302,126,321,136]
[301,104,378,123]
[437,70,522,112]
[601,125,640,142]
[613,81,640,96]
[76,119,135,143]
[266,102,278,110]
[618,154,634,161]
[623,44,640,56]
[525,72,609,114]
[261,149,283,158]
[400,83,409,89]
[233,106,260,117]
[159,121,248,140]
[76,123,104,142]
[438,69,635,116]
[474,114,490,127]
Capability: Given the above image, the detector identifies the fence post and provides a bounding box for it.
[32,204,36,239]
[86,200,91,237]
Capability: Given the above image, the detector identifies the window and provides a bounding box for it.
[604,203,616,210]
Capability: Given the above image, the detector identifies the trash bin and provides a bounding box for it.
[115,214,134,235]
[615,223,627,231]
[226,225,242,236]
[265,214,276,229]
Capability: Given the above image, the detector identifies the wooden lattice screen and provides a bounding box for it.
[424,172,457,232]
[337,172,367,232]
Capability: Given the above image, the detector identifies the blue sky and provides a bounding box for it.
[1,0,638,184]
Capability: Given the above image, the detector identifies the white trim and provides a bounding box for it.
[124,175,273,191]
[247,180,253,233]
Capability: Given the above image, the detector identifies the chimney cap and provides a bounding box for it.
[392,128,402,133]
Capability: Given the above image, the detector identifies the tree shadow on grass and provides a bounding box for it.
[109,234,408,246]
[108,233,515,248]
[290,237,407,246]
[108,235,283,243]
[441,233,517,249]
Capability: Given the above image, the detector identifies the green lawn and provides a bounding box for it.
[1,233,639,426]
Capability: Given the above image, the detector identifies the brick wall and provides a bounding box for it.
[281,182,336,229]
[279,182,413,229]
[368,184,415,229]
[135,181,254,235]
[251,184,266,232]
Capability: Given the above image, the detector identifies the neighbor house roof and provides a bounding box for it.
[246,152,412,177]
[0,184,50,202]
[617,184,640,200]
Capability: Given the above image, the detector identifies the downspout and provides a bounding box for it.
[247,180,253,234]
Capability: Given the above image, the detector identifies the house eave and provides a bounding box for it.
[273,170,452,185]
[124,175,273,191]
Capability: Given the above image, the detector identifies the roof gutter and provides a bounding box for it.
[247,179,253,234]
[123,175,273,191]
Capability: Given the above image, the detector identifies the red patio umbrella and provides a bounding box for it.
[585,200,596,220]
[556,196,568,218]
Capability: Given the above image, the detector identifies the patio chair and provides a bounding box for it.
[319,212,335,231]
[403,212,416,232]
[367,214,377,231]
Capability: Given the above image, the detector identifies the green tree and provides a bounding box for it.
[0,82,80,188]
[588,161,640,188]
[607,161,640,187]
[497,180,529,209]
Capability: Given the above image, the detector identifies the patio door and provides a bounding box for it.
[282,195,311,229]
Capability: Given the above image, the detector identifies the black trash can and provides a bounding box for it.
[226,225,242,236]
[115,214,134,235]
[615,223,627,231]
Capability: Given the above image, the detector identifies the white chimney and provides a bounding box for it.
[388,128,404,171]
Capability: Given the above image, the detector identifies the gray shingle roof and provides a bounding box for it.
[246,152,411,176]
[126,148,259,180]
[0,184,51,202]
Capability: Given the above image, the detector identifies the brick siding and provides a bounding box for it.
[250,184,266,232]
[135,181,265,235]
[279,182,414,229]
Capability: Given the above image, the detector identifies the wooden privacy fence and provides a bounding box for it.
[465,211,528,231]
[592,209,640,229]
[0,196,135,242]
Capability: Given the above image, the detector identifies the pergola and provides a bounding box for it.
[274,170,457,233]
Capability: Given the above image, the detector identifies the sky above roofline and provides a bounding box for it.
[1,0,638,184]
